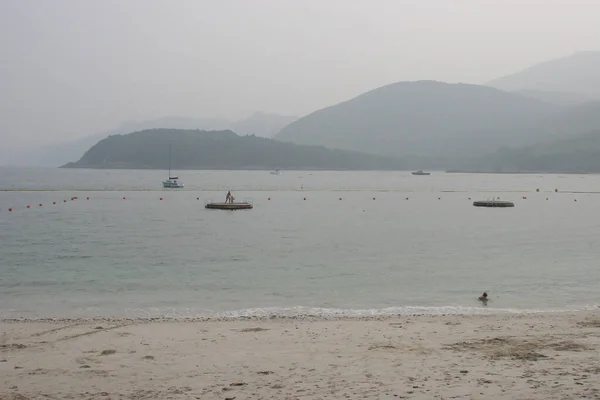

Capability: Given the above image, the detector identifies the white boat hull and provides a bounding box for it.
[162,180,184,188]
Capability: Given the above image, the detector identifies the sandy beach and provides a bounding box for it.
[2,311,600,399]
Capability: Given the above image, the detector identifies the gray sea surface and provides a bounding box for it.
[1,168,599,319]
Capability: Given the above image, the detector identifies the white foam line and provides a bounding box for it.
[2,304,597,322]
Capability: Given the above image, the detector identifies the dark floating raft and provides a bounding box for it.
[473,200,515,208]
[205,202,253,210]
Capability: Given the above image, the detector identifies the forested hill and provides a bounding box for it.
[274,81,556,158]
[61,129,408,170]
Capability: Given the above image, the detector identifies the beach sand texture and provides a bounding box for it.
[2,311,600,399]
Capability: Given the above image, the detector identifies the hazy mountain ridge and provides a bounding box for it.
[488,51,600,104]
[470,129,600,173]
[231,112,297,138]
[61,129,408,170]
[275,81,558,158]
[512,89,596,106]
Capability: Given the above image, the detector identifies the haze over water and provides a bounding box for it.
[1,168,599,319]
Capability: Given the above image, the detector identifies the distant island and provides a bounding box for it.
[61,126,600,173]
[61,129,408,170]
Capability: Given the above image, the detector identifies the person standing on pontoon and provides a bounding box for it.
[225,191,232,203]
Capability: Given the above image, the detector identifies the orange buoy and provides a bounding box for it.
[9,208,12,212]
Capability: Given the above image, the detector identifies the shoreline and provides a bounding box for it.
[2,311,600,399]
[2,305,597,324]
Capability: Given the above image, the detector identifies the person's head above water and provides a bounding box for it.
[482,292,488,298]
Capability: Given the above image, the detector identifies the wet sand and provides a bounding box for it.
[2,311,600,399]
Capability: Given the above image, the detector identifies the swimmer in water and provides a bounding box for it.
[478,292,488,302]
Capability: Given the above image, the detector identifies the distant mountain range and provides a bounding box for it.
[62,129,407,171]
[275,81,558,158]
[17,51,600,173]
[487,51,600,105]
[273,51,600,172]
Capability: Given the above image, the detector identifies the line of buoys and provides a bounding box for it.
[5,192,578,214]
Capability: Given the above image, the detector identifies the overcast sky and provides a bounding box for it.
[1,0,600,148]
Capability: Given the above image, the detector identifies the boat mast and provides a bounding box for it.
[168,143,172,178]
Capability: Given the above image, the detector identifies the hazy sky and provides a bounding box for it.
[2,0,600,148]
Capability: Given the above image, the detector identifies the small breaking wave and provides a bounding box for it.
[2,304,597,322]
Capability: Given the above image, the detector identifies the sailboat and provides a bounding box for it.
[162,144,184,189]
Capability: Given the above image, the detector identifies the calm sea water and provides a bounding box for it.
[1,167,599,319]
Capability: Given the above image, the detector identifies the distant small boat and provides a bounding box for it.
[162,177,184,189]
[270,169,282,175]
[412,170,430,176]
[162,144,184,189]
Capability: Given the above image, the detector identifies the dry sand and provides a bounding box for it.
[2,311,600,399]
